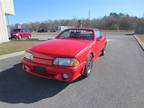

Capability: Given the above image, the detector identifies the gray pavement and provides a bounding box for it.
[31,35,55,40]
[0,32,144,108]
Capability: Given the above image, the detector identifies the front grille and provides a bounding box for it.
[32,53,54,65]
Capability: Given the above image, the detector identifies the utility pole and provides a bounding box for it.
[88,9,91,20]
[88,9,91,27]
[78,20,82,28]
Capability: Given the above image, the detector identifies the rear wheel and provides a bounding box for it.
[100,43,107,56]
[27,35,31,40]
[100,49,105,56]
[83,55,93,77]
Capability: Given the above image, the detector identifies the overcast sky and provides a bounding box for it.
[9,0,144,24]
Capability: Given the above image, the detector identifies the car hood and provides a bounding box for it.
[30,39,93,57]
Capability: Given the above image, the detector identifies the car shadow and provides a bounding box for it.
[0,63,69,104]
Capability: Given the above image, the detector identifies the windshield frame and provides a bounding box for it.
[12,29,21,32]
[56,28,95,40]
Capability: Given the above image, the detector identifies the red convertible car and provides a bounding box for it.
[10,29,31,39]
[21,28,107,82]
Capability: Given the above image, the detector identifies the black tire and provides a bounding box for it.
[27,35,31,40]
[100,48,105,56]
[83,55,93,77]
[100,43,107,56]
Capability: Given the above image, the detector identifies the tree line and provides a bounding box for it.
[11,13,144,32]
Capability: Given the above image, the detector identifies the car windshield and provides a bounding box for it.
[57,29,94,40]
[12,29,21,32]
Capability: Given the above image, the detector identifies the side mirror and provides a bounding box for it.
[96,36,102,41]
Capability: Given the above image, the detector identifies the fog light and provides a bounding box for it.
[63,74,69,79]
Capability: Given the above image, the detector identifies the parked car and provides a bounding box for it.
[21,28,107,82]
[37,29,48,32]
[10,29,31,39]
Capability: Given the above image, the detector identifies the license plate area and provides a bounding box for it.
[34,66,47,74]
[33,66,55,77]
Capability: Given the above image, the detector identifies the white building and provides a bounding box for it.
[58,26,73,32]
[0,0,15,43]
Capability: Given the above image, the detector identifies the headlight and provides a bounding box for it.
[16,33,19,36]
[53,58,79,66]
[24,52,33,60]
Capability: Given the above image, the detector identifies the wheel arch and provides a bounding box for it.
[87,50,94,59]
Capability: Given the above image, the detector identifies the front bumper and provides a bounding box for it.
[10,35,19,38]
[21,58,86,82]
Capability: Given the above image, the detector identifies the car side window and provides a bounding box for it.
[59,30,71,38]
[96,31,102,39]
[21,30,24,32]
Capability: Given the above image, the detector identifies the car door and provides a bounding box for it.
[20,30,25,38]
[92,31,105,57]
[25,30,31,38]
[97,31,106,49]
[22,30,28,38]
[27,30,31,37]
[24,30,28,38]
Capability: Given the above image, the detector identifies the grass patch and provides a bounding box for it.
[0,40,42,55]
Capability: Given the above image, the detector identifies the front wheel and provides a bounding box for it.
[18,36,22,40]
[27,35,31,40]
[83,55,93,77]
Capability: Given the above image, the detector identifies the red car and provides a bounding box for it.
[11,29,31,39]
[21,28,107,82]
